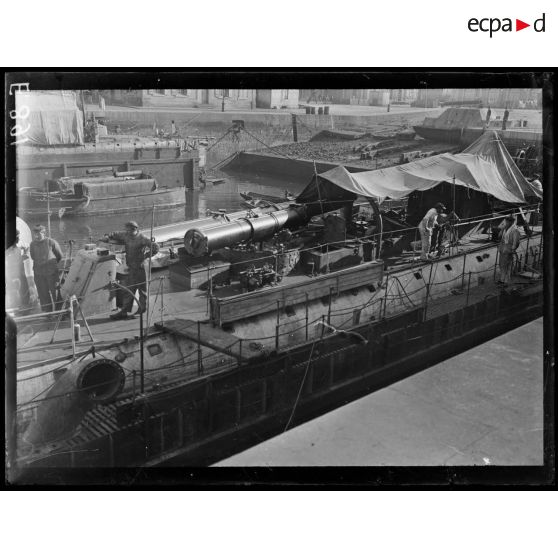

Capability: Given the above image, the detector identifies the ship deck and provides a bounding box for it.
[10,225,544,468]
[14,225,543,371]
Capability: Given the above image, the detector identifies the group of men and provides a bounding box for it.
[16,197,527,317]
[16,221,158,319]
[418,202,521,286]
[417,202,454,260]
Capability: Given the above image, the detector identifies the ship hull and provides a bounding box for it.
[154,289,543,468]
[19,187,186,217]
[12,228,544,471]
[414,125,543,153]
[413,125,473,144]
[13,283,543,472]
[16,146,198,193]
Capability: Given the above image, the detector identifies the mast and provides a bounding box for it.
[146,205,155,330]
[46,188,51,239]
[80,90,87,131]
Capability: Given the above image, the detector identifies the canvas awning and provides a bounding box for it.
[16,90,85,146]
[297,132,540,206]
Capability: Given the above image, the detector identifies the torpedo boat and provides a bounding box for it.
[7,132,544,473]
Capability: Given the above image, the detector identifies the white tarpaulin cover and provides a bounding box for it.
[16,90,84,146]
[310,131,540,205]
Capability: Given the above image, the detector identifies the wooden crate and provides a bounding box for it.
[211,261,384,325]
[301,244,362,273]
[169,260,230,290]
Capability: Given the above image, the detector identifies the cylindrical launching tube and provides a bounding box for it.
[24,357,125,445]
[183,207,307,257]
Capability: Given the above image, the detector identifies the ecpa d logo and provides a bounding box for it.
[468,13,545,37]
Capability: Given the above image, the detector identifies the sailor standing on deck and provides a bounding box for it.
[29,225,63,312]
[105,221,159,320]
[497,215,521,286]
[418,202,445,261]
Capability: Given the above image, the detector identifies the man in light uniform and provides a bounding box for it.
[530,174,542,197]
[497,215,521,286]
[418,202,445,261]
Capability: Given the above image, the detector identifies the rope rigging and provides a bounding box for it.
[12,200,542,407]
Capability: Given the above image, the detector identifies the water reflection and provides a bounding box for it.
[19,169,308,251]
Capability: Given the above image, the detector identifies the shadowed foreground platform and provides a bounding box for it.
[215,317,543,467]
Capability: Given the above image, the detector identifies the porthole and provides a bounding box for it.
[147,343,162,357]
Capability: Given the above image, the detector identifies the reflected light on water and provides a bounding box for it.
[19,170,308,250]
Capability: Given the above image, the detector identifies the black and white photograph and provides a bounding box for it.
[4,72,553,487]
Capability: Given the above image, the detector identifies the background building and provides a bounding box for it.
[439,89,542,109]
[99,89,299,110]
[255,90,299,109]
[390,89,418,104]
[301,89,421,107]
[414,88,443,108]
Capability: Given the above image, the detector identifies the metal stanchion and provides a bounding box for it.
[197,320,203,376]
[69,296,75,357]
[305,293,309,341]
[160,276,164,324]
[275,324,280,351]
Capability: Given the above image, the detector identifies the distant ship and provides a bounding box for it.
[413,107,542,150]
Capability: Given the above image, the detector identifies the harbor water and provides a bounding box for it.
[19,169,308,251]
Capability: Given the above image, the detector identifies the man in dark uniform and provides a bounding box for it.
[29,225,63,312]
[105,221,159,320]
